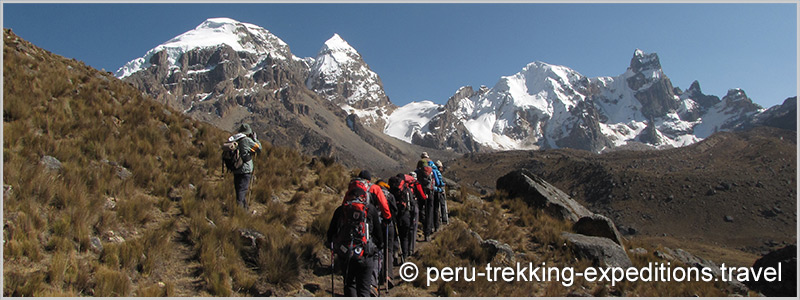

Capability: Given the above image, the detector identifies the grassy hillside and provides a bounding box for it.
[3,28,350,296]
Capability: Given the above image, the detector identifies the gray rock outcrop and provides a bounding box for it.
[561,232,632,269]
[573,214,625,247]
[496,169,593,222]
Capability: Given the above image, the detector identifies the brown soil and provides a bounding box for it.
[445,126,797,267]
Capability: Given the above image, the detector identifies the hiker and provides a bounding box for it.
[389,175,418,260]
[416,152,431,170]
[415,164,435,241]
[225,123,261,210]
[376,180,397,289]
[351,170,392,293]
[326,188,384,297]
[403,172,426,255]
[427,160,445,232]
[435,160,449,226]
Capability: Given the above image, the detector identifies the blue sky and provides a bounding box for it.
[3,2,797,108]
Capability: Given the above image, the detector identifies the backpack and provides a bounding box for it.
[221,137,251,173]
[334,185,373,261]
[416,166,434,193]
[389,176,413,212]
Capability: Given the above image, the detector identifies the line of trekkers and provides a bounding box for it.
[325,152,448,297]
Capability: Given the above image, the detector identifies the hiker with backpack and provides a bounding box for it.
[404,172,426,252]
[376,180,397,290]
[222,123,261,211]
[415,163,436,241]
[435,160,449,226]
[326,187,384,297]
[427,160,446,232]
[389,174,420,261]
[350,170,392,294]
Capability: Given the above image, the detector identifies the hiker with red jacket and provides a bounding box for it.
[352,170,391,294]
[376,180,397,289]
[415,163,436,242]
[326,188,384,297]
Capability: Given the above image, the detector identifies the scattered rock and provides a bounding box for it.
[481,239,514,264]
[116,166,133,180]
[90,236,103,253]
[303,283,321,294]
[662,247,722,278]
[746,244,796,297]
[293,289,314,297]
[628,247,647,255]
[442,177,460,190]
[4,184,13,199]
[561,232,632,268]
[496,169,593,222]
[573,214,625,247]
[104,230,125,243]
[724,215,734,222]
[40,155,63,172]
[104,197,117,210]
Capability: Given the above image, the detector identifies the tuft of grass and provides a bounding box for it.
[93,265,132,297]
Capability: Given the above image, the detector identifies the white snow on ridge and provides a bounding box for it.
[384,101,444,143]
[116,17,292,78]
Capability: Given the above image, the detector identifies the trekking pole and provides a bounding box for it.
[385,223,390,293]
[246,152,257,208]
[330,242,335,296]
[393,221,404,264]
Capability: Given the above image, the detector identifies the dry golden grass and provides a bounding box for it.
[3,28,350,297]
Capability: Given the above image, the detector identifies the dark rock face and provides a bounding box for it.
[496,169,593,222]
[418,86,490,153]
[743,97,797,131]
[561,232,632,268]
[746,244,797,297]
[573,214,625,247]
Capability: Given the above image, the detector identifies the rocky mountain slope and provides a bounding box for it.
[444,126,796,266]
[388,50,788,153]
[116,18,440,174]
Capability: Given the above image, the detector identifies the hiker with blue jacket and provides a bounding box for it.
[229,123,261,210]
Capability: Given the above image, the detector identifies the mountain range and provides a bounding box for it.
[117,17,795,163]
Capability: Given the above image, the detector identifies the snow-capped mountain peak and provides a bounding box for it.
[306,33,393,127]
[386,48,776,153]
[115,17,292,78]
[320,33,358,59]
[630,48,662,74]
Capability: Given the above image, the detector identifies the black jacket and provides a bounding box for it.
[326,202,384,251]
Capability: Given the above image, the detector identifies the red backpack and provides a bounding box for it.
[333,180,374,261]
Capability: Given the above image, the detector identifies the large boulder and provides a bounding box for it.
[573,214,625,247]
[562,232,632,268]
[746,244,797,297]
[496,169,593,222]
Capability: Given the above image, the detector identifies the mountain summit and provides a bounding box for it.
[306,33,394,128]
[116,18,295,79]
[386,49,772,153]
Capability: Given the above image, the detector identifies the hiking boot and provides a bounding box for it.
[370,285,379,297]
[424,235,431,242]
